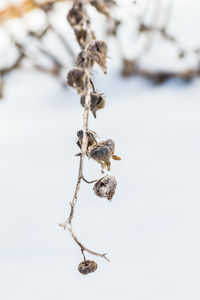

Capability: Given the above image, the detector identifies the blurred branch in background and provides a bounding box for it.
[0,0,200,99]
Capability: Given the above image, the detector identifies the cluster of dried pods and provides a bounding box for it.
[59,0,120,275]
[1,0,200,98]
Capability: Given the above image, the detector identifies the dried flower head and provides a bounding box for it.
[80,92,106,118]
[78,260,98,275]
[67,67,89,94]
[94,175,117,200]
[89,139,115,171]
[86,40,108,73]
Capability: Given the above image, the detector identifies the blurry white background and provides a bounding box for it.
[0,1,200,299]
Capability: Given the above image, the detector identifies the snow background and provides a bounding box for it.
[0,1,200,299]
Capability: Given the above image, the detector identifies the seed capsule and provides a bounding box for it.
[78,260,98,275]
[94,175,117,200]
[80,92,106,118]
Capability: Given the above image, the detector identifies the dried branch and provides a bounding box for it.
[59,0,120,274]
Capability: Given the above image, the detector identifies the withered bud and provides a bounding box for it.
[67,68,88,95]
[80,92,106,118]
[67,3,83,27]
[94,175,117,200]
[86,40,108,73]
[78,260,98,275]
[89,139,115,171]
[76,129,97,150]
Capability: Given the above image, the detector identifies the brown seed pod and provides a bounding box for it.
[89,139,115,171]
[78,260,98,275]
[67,68,89,95]
[86,40,108,73]
[76,129,97,151]
[80,92,106,118]
[67,3,84,27]
[76,50,94,69]
[94,175,117,200]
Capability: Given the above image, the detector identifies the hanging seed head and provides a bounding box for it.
[67,68,88,95]
[94,175,117,200]
[78,260,98,275]
[86,40,108,73]
[89,139,115,171]
[80,92,106,118]
[67,3,84,27]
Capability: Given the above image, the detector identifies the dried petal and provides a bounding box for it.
[78,260,98,275]
[94,175,117,200]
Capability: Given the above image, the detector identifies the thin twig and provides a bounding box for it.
[59,91,109,262]
[82,175,97,184]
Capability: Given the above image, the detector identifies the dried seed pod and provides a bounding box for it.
[67,68,88,95]
[94,175,117,200]
[76,129,97,151]
[67,3,84,27]
[80,92,106,118]
[86,40,108,73]
[78,260,98,275]
[89,139,115,171]
[76,50,94,69]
